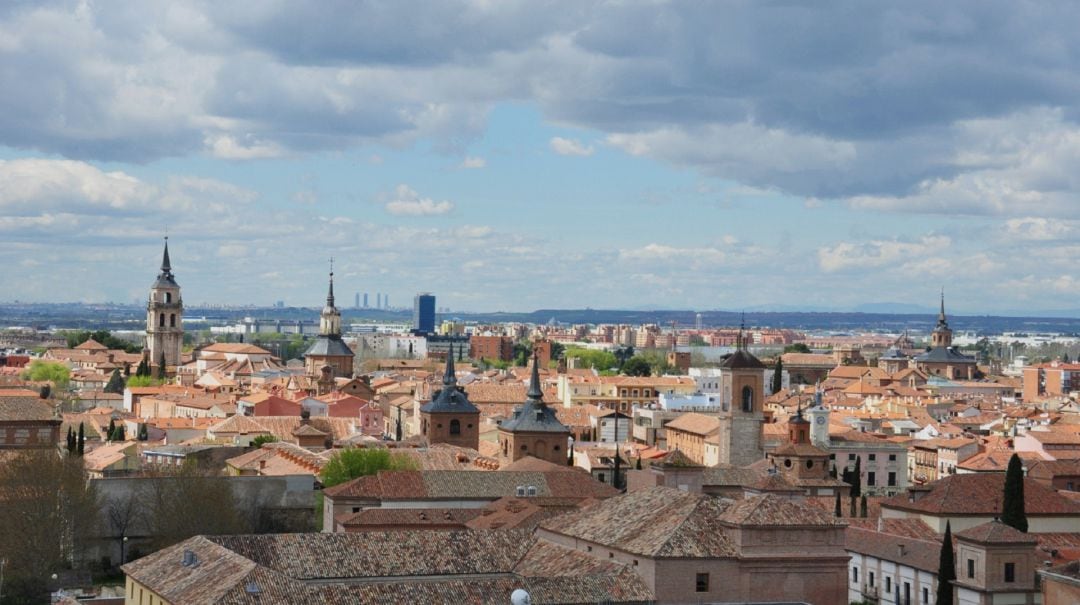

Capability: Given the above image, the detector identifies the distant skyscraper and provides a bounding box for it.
[354,293,360,308]
[413,293,436,334]
[377,293,382,309]
[363,293,368,308]
[695,312,703,330]
[385,295,390,309]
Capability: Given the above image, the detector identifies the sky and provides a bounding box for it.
[0,1,1078,315]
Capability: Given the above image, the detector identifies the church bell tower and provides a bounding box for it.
[146,238,183,371]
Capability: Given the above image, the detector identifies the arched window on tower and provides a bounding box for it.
[741,386,754,412]
[450,419,461,435]
[159,313,165,327]
[170,314,176,328]
[165,292,172,304]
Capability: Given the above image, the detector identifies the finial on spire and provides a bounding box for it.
[443,344,457,386]
[526,351,544,402]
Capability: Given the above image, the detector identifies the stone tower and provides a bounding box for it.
[420,347,480,450]
[304,267,354,381]
[931,291,953,349]
[146,238,183,371]
[717,325,766,467]
[807,386,831,448]
[498,354,570,466]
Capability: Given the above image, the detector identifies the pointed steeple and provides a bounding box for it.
[526,351,544,403]
[443,344,457,386]
[737,313,746,350]
[326,258,335,308]
[160,237,172,275]
[938,288,946,324]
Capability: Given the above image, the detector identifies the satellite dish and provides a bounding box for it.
[511,588,532,605]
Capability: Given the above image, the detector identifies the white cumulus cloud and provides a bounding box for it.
[550,137,594,157]
[384,184,454,216]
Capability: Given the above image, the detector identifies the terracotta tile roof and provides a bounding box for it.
[845,527,941,573]
[466,496,589,531]
[881,474,1080,516]
[956,520,1038,544]
[781,353,836,366]
[200,343,273,355]
[337,507,481,529]
[541,486,738,557]
[664,412,720,436]
[323,468,617,501]
[0,396,55,422]
[719,493,845,526]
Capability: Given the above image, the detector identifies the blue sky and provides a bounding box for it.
[0,2,1077,315]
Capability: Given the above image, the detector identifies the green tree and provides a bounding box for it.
[936,521,956,605]
[107,418,116,441]
[156,349,167,380]
[783,343,811,354]
[251,435,279,448]
[104,368,125,394]
[61,329,142,353]
[834,491,842,517]
[622,356,652,377]
[126,376,163,388]
[564,348,618,371]
[21,360,71,390]
[137,423,149,441]
[320,448,416,488]
[1002,453,1028,532]
[549,341,565,362]
[136,358,151,377]
[139,462,253,551]
[66,426,76,454]
[77,422,85,456]
[771,358,784,394]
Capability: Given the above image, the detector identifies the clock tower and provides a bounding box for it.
[146,238,183,372]
[807,386,830,448]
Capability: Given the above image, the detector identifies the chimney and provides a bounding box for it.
[898,544,906,557]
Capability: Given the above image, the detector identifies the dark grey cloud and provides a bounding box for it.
[2,1,1080,211]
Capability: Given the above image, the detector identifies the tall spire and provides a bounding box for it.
[737,313,746,350]
[326,258,335,307]
[526,351,544,402]
[443,344,457,386]
[160,237,172,274]
[938,288,946,323]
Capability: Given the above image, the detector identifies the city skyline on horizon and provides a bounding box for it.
[0,3,1078,315]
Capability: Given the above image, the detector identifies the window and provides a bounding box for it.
[598,473,605,483]
[903,582,910,605]
[869,453,876,461]
[888,471,897,487]
[741,386,753,412]
[1004,562,1015,583]
[450,419,461,435]
[170,314,176,327]
[696,573,709,592]
[159,313,165,327]
[867,471,876,486]
[922,587,929,603]
[967,558,975,578]
[889,454,897,461]
[784,459,792,468]
[520,444,528,451]
[165,292,172,303]
[806,459,814,469]
[352,507,360,513]
[849,453,857,461]
[885,576,891,592]
[852,567,858,582]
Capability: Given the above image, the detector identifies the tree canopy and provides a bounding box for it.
[564,347,618,371]
[319,448,416,488]
[783,343,811,354]
[21,360,71,390]
[622,357,652,377]
[104,368,125,394]
[1002,453,1028,532]
[61,329,142,353]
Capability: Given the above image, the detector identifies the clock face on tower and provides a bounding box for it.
[815,416,825,425]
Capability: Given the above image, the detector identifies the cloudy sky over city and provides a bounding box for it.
[1,1,1078,314]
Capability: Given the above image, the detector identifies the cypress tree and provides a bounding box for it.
[771,358,784,394]
[860,494,868,518]
[107,418,116,441]
[157,350,167,380]
[851,456,862,498]
[849,495,856,516]
[77,422,85,456]
[936,521,956,605]
[136,359,149,377]
[66,426,75,453]
[636,455,642,470]
[124,363,131,377]
[104,368,125,394]
[834,491,842,517]
[1002,453,1028,532]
